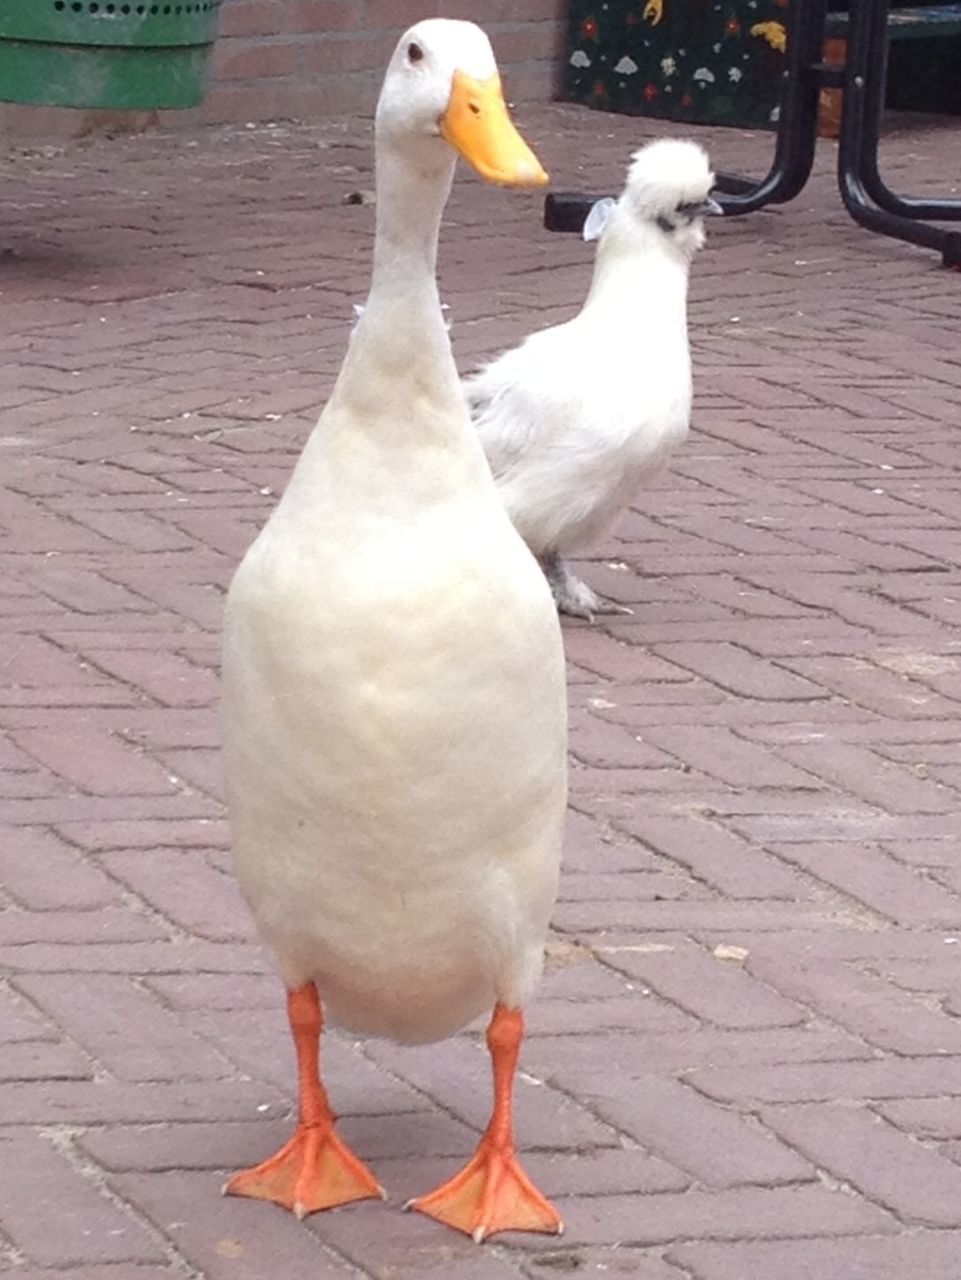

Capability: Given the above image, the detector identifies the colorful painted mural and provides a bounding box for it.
[564,0,789,128]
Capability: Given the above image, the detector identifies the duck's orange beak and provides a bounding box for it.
[440,71,548,189]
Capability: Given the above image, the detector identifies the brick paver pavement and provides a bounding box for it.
[2,99,961,1279]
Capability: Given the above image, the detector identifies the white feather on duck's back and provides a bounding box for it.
[470,137,717,619]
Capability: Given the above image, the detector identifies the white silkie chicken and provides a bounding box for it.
[222,20,567,1245]
[469,138,721,619]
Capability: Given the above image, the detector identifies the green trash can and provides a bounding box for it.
[0,1,221,110]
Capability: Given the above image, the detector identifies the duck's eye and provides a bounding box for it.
[407,41,424,63]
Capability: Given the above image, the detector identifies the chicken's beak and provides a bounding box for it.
[440,71,548,189]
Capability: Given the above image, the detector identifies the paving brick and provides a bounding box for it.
[525,991,697,1035]
[538,1184,894,1247]
[685,930,961,966]
[523,1026,869,1077]
[649,642,828,702]
[596,938,806,1030]
[0,683,141,711]
[571,759,720,804]
[723,808,959,845]
[608,814,807,899]
[558,868,711,904]
[0,768,59,799]
[0,1038,93,1081]
[776,741,959,814]
[637,725,820,789]
[33,568,157,616]
[78,1112,483,1172]
[0,635,102,687]
[11,727,178,797]
[113,1171,356,1279]
[0,908,165,945]
[762,1103,961,1227]
[521,1148,691,1198]
[744,955,961,1055]
[0,1132,166,1266]
[2,1269,177,1280]
[144,970,278,1011]
[553,899,848,933]
[0,730,36,770]
[13,974,236,1081]
[99,848,252,941]
[305,1192,531,1277]
[0,791,223,826]
[670,1233,961,1280]
[766,842,961,926]
[0,825,123,911]
[363,1036,620,1150]
[880,1098,961,1141]
[0,938,264,975]
[0,983,56,1042]
[1,1078,287,1125]
[193,1011,435,1118]
[522,1251,682,1280]
[690,1057,961,1105]
[545,1069,812,1189]
[74,648,219,708]
[563,630,697,684]
[56,816,229,851]
[570,718,681,770]
[777,654,961,719]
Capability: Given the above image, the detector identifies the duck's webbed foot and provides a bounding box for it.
[226,1121,381,1219]
[539,553,633,621]
[407,1005,562,1243]
[224,984,383,1219]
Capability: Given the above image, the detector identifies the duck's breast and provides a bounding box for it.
[223,486,566,1041]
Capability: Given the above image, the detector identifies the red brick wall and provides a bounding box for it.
[204,0,566,123]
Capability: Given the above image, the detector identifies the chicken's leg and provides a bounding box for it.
[408,1005,562,1243]
[225,983,382,1218]
[541,552,633,621]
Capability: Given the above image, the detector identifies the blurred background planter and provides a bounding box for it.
[563,0,961,132]
[0,0,221,109]
[563,0,789,129]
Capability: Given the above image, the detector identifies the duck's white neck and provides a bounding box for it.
[283,118,491,516]
[341,139,458,393]
[370,142,453,307]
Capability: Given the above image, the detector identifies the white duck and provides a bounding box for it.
[469,139,720,619]
[221,20,567,1244]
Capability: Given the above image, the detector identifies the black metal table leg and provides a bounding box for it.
[545,0,961,268]
[838,0,961,265]
[713,0,828,213]
[844,0,961,224]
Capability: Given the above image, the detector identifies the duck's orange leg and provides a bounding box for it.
[408,1004,563,1243]
[225,982,383,1219]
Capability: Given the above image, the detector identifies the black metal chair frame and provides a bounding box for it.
[545,0,961,267]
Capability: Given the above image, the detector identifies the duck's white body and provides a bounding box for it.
[222,22,566,1048]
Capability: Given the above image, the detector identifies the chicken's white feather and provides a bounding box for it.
[470,137,716,618]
